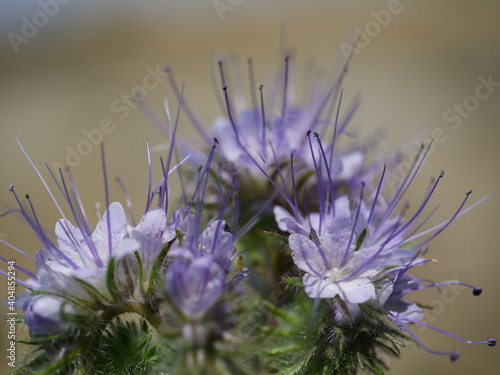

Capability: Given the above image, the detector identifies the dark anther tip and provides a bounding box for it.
[285,55,290,62]
[247,57,252,63]
[487,338,497,347]
[472,287,483,296]
[466,189,473,195]
[213,137,219,145]
[450,350,460,362]
[9,184,14,191]
[223,86,227,91]
[25,194,30,199]
[259,84,263,90]
[306,130,312,136]
[164,65,172,73]
[313,131,319,138]
[439,170,445,177]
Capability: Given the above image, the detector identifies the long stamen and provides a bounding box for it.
[341,182,365,268]
[115,176,135,226]
[280,55,290,127]
[0,238,35,261]
[388,312,461,361]
[290,153,299,220]
[315,133,336,217]
[0,268,38,288]
[259,85,267,155]
[269,140,292,205]
[136,98,169,136]
[166,66,212,144]
[231,132,294,209]
[329,88,343,169]
[16,137,66,220]
[0,253,38,280]
[223,87,240,142]
[375,143,429,235]
[58,170,103,267]
[408,190,473,252]
[100,143,112,259]
[382,171,445,246]
[367,164,386,225]
[66,168,92,234]
[309,228,331,270]
[405,280,485,296]
[307,131,325,233]
[407,316,496,346]
[404,193,492,244]
[163,83,184,215]
[211,174,237,255]
[9,186,58,259]
[247,57,258,114]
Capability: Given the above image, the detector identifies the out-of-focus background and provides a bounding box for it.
[1,1,499,374]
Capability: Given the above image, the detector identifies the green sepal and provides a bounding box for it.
[263,231,288,245]
[283,276,303,287]
[73,276,114,305]
[135,250,145,295]
[263,301,302,326]
[146,238,175,297]
[106,257,121,302]
[257,343,302,356]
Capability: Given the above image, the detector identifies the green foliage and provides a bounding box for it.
[257,293,408,375]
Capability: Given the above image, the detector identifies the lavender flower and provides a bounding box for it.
[166,54,366,201]
[23,294,82,336]
[276,134,497,363]
[289,213,390,304]
[166,256,225,319]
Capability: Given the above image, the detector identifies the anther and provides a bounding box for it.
[487,338,496,347]
[472,287,482,296]
[466,189,473,195]
[9,184,14,192]
[25,194,30,199]
[164,65,172,73]
[313,131,319,138]
[306,130,311,136]
[439,170,445,178]
[450,350,460,362]
[213,137,219,145]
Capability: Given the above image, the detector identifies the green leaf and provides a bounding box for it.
[263,301,302,326]
[257,343,301,356]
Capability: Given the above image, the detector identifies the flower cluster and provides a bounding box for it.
[1,50,496,375]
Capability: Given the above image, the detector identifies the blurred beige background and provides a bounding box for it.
[0,1,499,374]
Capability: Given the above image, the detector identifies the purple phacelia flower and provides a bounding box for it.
[166,256,225,319]
[23,294,82,336]
[165,55,366,194]
[289,212,390,304]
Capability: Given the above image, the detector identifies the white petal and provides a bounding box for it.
[337,278,376,304]
[289,234,327,275]
[91,202,128,262]
[132,208,166,264]
[55,219,93,268]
